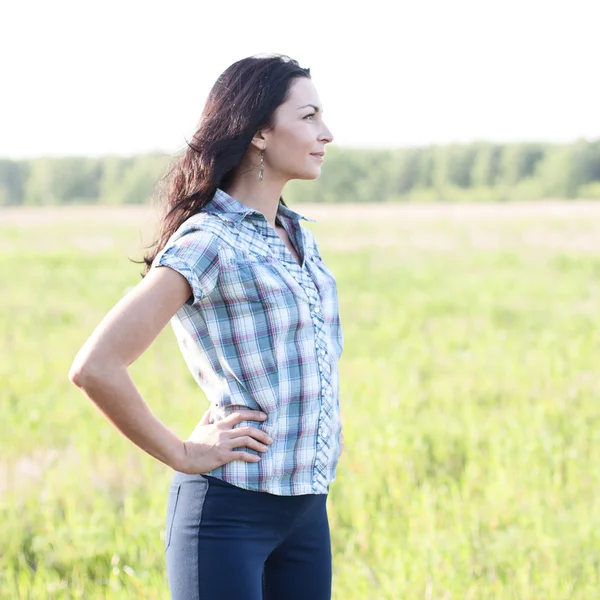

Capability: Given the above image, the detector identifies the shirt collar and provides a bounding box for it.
[204,188,317,224]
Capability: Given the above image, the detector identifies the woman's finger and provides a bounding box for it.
[220,410,267,428]
[226,450,261,463]
[199,409,213,426]
[228,435,270,454]
[229,426,273,446]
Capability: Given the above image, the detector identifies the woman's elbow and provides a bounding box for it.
[68,357,92,388]
[68,351,105,389]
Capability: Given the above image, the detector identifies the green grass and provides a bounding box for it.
[3,205,600,598]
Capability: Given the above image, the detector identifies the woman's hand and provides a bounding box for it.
[176,409,273,474]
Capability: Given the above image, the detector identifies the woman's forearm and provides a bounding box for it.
[69,361,187,471]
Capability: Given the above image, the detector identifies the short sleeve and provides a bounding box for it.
[152,228,220,306]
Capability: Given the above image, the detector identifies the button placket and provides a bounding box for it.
[307,262,335,493]
[251,215,334,494]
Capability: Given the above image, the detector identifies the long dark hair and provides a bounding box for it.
[142,54,311,273]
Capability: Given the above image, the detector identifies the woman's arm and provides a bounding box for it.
[69,265,272,473]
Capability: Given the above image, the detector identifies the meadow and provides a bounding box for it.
[2,202,600,599]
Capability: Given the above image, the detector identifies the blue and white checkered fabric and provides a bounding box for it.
[153,188,344,495]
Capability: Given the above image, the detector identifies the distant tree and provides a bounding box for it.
[0,160,27,206]
[2,140,599,206]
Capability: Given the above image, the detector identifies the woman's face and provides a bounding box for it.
[261,77,334,181]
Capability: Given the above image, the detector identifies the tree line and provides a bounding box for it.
[1,139,599,206]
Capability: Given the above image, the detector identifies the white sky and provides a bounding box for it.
[1,0,599,158]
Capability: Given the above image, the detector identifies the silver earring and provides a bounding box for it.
[259,149,264,182]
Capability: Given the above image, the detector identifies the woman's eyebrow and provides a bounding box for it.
[297,104,321,112]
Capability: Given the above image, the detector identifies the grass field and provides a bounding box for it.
[3,202,600,599]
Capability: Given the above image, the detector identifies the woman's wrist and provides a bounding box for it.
[168,440,191,473]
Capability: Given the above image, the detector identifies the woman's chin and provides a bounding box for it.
[298,167,323,181]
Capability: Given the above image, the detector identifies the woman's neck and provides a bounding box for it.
[225,174,287,228]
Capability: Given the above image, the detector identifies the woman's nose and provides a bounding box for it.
[321,123,334,144]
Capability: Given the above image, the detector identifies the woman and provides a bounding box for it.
[69,54,344,600]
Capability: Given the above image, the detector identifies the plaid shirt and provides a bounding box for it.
[153,189,344,495]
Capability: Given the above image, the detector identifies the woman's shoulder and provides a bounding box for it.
[176,211,225,236]
[171,211,235,248]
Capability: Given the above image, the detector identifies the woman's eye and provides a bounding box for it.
[304,113,315,120]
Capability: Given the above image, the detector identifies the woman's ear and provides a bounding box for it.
[249,129,268,152]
